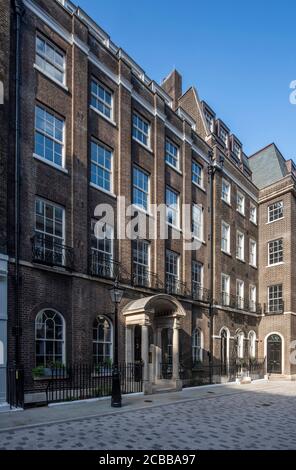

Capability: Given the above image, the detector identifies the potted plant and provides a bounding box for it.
[32,366,46,379]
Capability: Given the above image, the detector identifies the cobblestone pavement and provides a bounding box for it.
[0,382,296,450]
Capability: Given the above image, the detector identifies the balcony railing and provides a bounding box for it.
[90,250,121,280]
[264,301,284,315]
[166,277,189,297]
[192,285,211,303]
[221,293,261,314]
[132,267,164,291]
[32,233,74,269]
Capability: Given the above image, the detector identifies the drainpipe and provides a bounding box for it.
[208,150,224,384]
[13,0,23,368]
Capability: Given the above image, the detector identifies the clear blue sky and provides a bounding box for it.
[77,0,296,159]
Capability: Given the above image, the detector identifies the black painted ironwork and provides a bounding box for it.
[32,233,73,269]
[46,363,143,404]
[7,367,24,409]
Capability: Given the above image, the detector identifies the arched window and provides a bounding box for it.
[93,316,113,364]
[249,331,256,358]
[192,328,202,363]
[237,331,245,359]
[35,309,65,367]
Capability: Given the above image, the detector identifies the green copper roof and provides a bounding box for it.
[248,144,288,189]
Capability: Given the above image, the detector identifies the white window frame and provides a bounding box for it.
[237,190,245,216]
[236,279,244,310]
[204,109,214,132]
[249,285,257,313]
[221,274,230,306]
[192,160,203,188]
[249,239,257,267]
[250,202,257,225]
[35,309,66,367]
[268,239,283,266]
[133,239,150,285]
[166,186,180,229]
[221,221,231,254]
[35,197,65,251]
[219,126,228,147]
[233,141,241,159]
[237,331,245,359]
[248,331,256,358]
[132,165,150,213]
[192,204,203,241]
[91,220,114,259]
[132,112,150,148]
[236,231,245,261]
[35,35,66,86]
[221,179,231,205]
[165,138,180,170]
[268,284,283,313]
[166,250,180,290]
[90,78,114,121]
[34,105,65,169]
[192,261,203,299]
[268,201,283,223]
[192,328,203,363]
[90,140,113,194]
[93,315,113,365]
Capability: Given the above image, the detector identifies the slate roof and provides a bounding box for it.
[248,144,288,189]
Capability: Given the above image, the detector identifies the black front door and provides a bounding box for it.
[267,334,282,374]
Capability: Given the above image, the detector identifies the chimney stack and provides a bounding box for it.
[161,69,182,110]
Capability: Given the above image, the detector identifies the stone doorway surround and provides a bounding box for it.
[123,294,186,394]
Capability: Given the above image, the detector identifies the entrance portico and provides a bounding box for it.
[123,294,186,394]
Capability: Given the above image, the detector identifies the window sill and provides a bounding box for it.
[250,264,258,269]
[132,136,153,154]
[221,198,231,207]
[34,64,69,92]
[33,154,68,174]
[193,181,206,193]
[236,257,245,263]
[90,105,117,127]
[165,162,183,176]
[221,249,232,257]
[167,222,182,233]
[236,209,245,217]
[266,217,284,225]
[131,204,154,218]
[266,262,285,268]
[250,220,257,226]
[90,182,117,199]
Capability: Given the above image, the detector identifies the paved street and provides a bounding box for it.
[0,381,296,450]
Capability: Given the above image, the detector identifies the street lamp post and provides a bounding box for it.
[109,280,124,408]
[208,152,224,384]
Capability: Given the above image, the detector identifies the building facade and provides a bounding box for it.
[1,0,295,404]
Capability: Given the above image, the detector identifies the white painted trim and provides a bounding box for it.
[33,64,69,91]
[89,105,117,128]
[35,308,66,366]
[264,332,285,375]
[89,182,117,199]
[33,154,68,174]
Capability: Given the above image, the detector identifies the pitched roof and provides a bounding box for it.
[248,144,288,189]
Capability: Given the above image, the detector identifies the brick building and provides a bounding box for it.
[0,0,295,404]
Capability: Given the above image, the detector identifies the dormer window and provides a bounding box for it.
[204,109,214,132]
[233,141,241,159]
[219,127,228,148]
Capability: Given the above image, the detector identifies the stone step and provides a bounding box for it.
[268,374,291,381]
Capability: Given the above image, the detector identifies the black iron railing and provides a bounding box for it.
[264,301,284,314]
[46,363,143,404]
[32,233,73,269]
[160,362,173,379]
[90,250,120,280]
[7,367,24,409]
[192,285,211,303]
[221,293,261,314]
[132,268,164,290]
[166,278,188,297]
